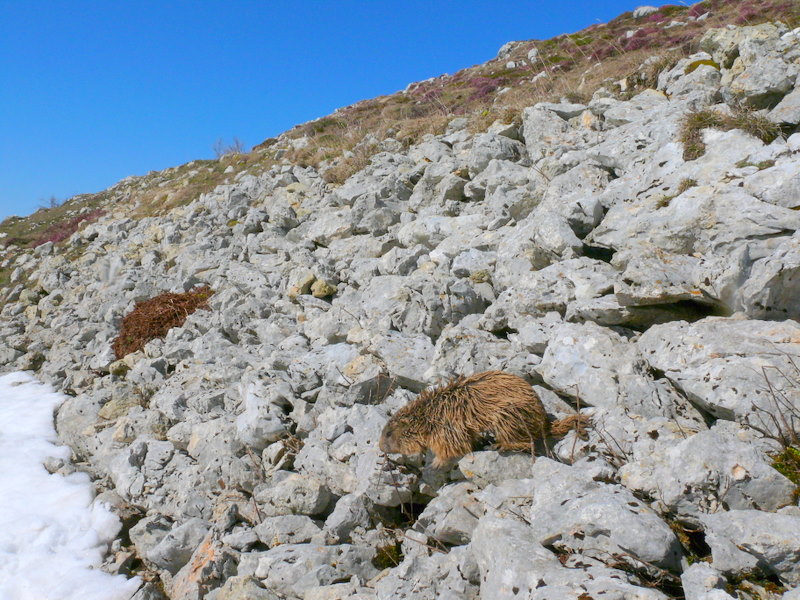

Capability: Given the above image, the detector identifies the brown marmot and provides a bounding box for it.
[379,370,589,468]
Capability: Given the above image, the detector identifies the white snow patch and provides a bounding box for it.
[0,372,140,600]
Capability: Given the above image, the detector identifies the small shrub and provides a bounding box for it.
[112,286,214,359]
[466,76,503,103]
[659,4,686,17]
[563,90,591,104]
[322,142,378,185]
[568,33,594,47]
[590,44,616,61]
[40,195,61,210]
[623,36,653,52]
[726,572,786,597]
[742,364,800,503]
[627,52,682,92]
[213,137,246,158]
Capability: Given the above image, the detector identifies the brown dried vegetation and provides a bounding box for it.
[112,286,214,359]
[679,106,783,160]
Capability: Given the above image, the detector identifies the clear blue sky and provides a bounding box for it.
[0,0,680,221]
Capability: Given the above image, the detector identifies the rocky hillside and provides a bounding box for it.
[2,9,800,600]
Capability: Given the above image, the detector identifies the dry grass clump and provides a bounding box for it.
[679,107,782,160]
[676,178,697,194]
[321,144,378,185]
[112,286,214,359]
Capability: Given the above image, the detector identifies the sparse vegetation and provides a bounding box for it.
[270,0,796,179]
[111,286,214,359]
[213,136,246,158]
[656,179,697,210]
[667,517,711,566]
[726,571,786,597]
[1,193,109,256]
[679,107,782,160]
[772,446,800,488]
[31,208,106,247]
[1,0,797,299]
[372,542,403,569]
[655,193,676,209]
[677,178,698,194]
[40,195,62,210]
[742,364,800,503]
[735,158,776,170]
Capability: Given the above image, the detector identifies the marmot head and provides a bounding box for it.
[379,411,427,457]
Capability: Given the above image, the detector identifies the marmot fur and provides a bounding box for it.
[379,370,589,468]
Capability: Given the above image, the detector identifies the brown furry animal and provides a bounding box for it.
[379,370,588,468]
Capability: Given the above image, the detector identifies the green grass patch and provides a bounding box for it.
[726,571,786,598]
[567,33,595,46]
[486,67,530,80]
[772,446,800,486]
[735,159,776,170]
[372,542,403,569]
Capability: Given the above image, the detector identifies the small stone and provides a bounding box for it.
[310,279,337,298]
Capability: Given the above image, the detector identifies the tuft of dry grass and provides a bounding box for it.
[112,286,214,359]
[676,178,698,194]
[679,106,782,160]
[322,145,378,185]
[680,110,727,160]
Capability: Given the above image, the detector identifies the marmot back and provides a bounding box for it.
[380,370,578,468]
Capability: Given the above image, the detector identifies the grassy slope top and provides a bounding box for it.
[1,0,798,266]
